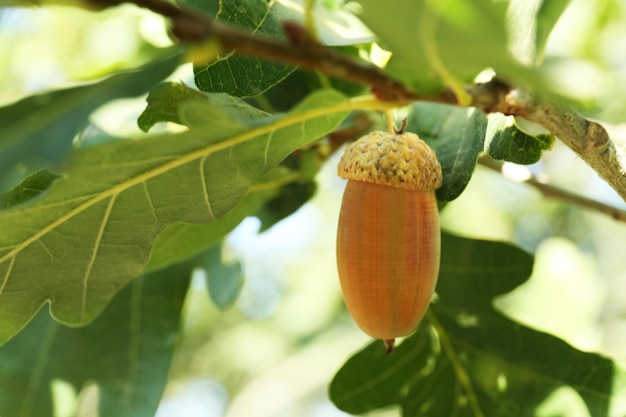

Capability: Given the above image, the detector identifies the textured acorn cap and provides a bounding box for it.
[338,130,443,191]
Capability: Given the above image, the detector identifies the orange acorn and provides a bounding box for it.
[336,125,442,353]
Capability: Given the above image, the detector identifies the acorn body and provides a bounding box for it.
[336,129,442,352]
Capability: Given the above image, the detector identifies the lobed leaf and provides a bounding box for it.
[0,89,351,346]
[0,53,181,191]
[0,259,192,417]
[330,233,614,417]
[145,166,298,272]
[406,102,487,201]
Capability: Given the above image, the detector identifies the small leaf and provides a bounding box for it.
[485,113,554,164]
[137,82,208,132]
[406,102,487,201]
[330,233,614,417]
[0,89,350,346]
[0,259,192,417]
[0,52,181,190]
[0,170,59,209]
[203,245,244,309]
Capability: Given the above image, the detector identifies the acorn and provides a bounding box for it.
[336,124,442,354]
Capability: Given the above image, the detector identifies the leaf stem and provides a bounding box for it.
[304,0,318,41]
[427,311,485,417]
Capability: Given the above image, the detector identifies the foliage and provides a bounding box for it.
[0,259,192,417]
[0,0,623,416]
[330,234,614,416]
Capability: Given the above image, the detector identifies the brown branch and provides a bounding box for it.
[89,0,626,206]
[477,155,626,222]
[468,83,626,204]
[88,0,457,103]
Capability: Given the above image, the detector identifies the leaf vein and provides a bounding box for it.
[427,312,485,417]
[81,194,117,321]
[37,239,54,262]
[199,155,216,220]
[263,130,274,168]
[0,95,390,294]
[0,255,15,296]
[142,182,158,223]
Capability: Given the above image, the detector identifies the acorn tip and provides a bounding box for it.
[384,339,395,355]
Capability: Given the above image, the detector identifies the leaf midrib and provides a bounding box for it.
[0,95,392,289]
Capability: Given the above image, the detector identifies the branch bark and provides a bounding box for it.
[91,0,626,205]
[469,83,626,204]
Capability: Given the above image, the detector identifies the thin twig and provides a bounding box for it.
[477,155,626,222]
[88,0,455,103]
[88,0,626,206]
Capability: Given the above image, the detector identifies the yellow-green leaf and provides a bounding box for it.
[0,89,353,346]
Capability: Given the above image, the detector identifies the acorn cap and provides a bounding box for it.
[337,130,443,191]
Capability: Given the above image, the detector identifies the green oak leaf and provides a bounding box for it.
[357,0,543,96]
[0,170,60,209]
[193,0,374,97]
[137,82,208,132]
[145,166,300,272]
[256,180,316,232]
[175,0,219,16]
[330,233,614,417]
[0,89,350,346]
[203,245,245,310]
[255,148,320,231]
[0,52,181,191]
[194,0,297,97]
[406,102,487,201]
[0,258,192,417]
[485,113,554,164]
[507,0,572,65]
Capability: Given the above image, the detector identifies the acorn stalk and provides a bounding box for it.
[336,127,442,354]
